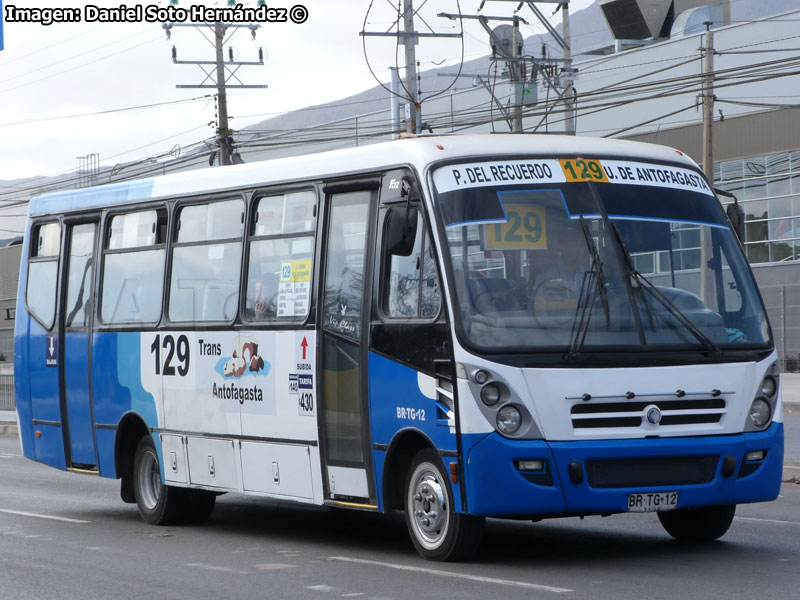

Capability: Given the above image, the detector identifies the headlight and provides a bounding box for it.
[473,369,490,385]
[480,383,501,406]
[760,376,777,398]
[749,398,771,428]
[496,405,522,434]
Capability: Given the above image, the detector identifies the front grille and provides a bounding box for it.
[586,455,719,489]
[571,398,726,430]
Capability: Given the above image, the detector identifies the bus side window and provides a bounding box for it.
[245,190,316,322]
[100,209,167,325]
[169,199,244,323]
[26,222,61,329]
[384,211,441,319]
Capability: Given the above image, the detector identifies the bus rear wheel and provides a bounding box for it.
[133,435,187,526]
[657,504,736,541]
[404,449,484,561]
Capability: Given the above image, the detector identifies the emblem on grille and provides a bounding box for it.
[645,405,662,425]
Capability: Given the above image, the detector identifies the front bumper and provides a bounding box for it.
[464,422,783,517]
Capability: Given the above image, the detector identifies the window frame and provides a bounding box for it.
[166,194,247,326]
[378,202,443,324]
[241,186,319,327]
[97,205,168,327]
[25,219,62,331]
[63,221,99,332]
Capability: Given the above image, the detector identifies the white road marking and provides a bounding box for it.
[185,563,250,575]
[735,516,800,526]
[0,509,89,524]
[254,563,297,570]
[306,585,337,592]
[3,531,41,539]
[328,557,574,593]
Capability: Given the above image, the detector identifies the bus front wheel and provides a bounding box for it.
[133,435,187,526]
[657,504,736,541]
[404,449,484,561]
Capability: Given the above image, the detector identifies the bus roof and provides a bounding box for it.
[27,134,700,217]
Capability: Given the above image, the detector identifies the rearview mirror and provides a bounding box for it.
[384,205,418,256]
[726,203,745,242]
[716,188,745,242]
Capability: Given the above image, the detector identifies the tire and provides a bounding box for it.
[132,435,187,526]
[657,504,736,541]
[404,449,484,561]
[185,490,217,524]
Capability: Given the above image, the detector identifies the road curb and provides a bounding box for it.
[783,462,800,484]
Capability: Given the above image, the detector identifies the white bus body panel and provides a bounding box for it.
[240,441,315,500]
[141,329,324,502]
[187,437,239,490]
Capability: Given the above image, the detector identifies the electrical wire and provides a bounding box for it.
[1,26,157,86]
[0,33,164,96]
[7,14,800,211]
[5,50,798,205]
[0,96,212,128]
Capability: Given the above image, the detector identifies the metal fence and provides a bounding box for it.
[0,374,13,410]
[759,283,800,372]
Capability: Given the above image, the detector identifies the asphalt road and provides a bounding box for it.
[1,433,799,600]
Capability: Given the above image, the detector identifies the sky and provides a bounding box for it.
[0,0,596,182]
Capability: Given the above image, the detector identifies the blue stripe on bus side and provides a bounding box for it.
[13,225,67,468]
[30,179,155,215]
[368,352,460,513]
[93,332,158,477]
[13,318,35,461]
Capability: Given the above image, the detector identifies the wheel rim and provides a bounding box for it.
[408,463,450,550]
[137,449,161,511]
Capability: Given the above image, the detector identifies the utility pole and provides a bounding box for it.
[439,12,528,132]
[510,16,523,132]
[403,0,420,135]
[700,21,715,304]
[480,1,576,134]
[213,22,232,165]
[389,67,401,139]
[361,1,461,136]
[561,2,576,134]
[164,18,266,166]
[702,21,714,182]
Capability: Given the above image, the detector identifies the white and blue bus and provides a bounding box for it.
[15,135,783,560]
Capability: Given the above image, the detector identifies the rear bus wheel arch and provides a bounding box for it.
[115,412,150,504]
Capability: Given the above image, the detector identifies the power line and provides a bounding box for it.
[1,26,156,86]
[6,33,800,209]
[0,24,106,67]
[0,96,212,128]
[0,33,164,96]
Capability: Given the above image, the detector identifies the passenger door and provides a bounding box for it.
[60,220,99,470]
[25,222,65,469]
[319,186,377,502]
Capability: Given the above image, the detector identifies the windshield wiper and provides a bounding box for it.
[609,222,722,358]
[565,217,611,360]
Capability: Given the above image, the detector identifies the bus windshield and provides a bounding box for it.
[432,158,771,355]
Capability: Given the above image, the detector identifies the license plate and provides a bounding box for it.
[627,491,679,512]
